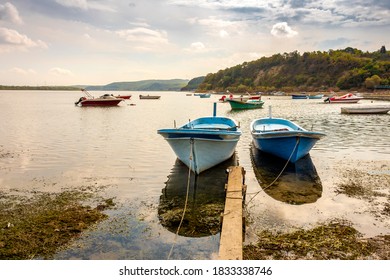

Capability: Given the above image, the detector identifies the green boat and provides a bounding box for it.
[227,99,265,110]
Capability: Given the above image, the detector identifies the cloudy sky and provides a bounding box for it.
[1,0,389,86]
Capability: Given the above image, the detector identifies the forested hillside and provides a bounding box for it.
[86,79,189,91]
[198,47,390,93]
[180,76,205,91]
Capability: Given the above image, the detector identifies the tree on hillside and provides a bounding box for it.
[196,47,390,92]
[365,75,382,89]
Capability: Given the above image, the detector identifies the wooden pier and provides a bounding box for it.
[218,166,246,260]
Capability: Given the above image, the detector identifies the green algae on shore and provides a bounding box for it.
[0,190,115,259]
[243,220,390,260]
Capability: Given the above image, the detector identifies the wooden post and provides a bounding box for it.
[218,166,245,260]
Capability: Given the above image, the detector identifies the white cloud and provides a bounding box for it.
[0,2,23,24]
[168,0,269,10]
[191,42,205,51]
[270,22,298,38]
[49,67,74,76]
[55,0,116,12]
[55,0,88,10]
[219,30,229,38]
[116,27,171,52]
[189,17,245,38]
[0,27,48,51]
[9,67,36,75]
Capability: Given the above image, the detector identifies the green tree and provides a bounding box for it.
[365,75,382,89]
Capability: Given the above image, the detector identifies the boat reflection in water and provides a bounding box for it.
[158,154,238,237]
[250,145,322,205]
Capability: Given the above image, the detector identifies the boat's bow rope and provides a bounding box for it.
[167,138,194,260]
[245,137,300,207]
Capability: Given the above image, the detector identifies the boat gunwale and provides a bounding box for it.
[251,131,325,140]
[157,128,241,137]
[250,118,325,139]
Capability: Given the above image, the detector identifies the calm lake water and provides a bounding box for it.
[0,90,389,260]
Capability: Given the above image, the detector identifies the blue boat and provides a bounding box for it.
[250,116,325,163]
[292,94,308,99]
[199,93,211,98]
[227,99,265,110]
[158,114,241,174]
[308,94,324,99]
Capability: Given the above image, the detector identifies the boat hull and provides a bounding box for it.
[250,118,325,163]
[158,116,241,174]
[327,99,361,103]
[308,94,324,99]
[227,99,264,110]
[341,106,390,114]
[292,94,308,99]
[116,95,131,99]
[162,137,239,174]
[324,93,363,103]
[139,95,161,99]
[79,99,123,107]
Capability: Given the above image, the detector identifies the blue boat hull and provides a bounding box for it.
[227,99,264,110]
[250,118,325,163]
[158,117,241,174]
[292,95,308,99]
[308,94,324,99]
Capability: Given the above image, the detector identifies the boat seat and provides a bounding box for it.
[190,123,231,129]
[254,123,291,132]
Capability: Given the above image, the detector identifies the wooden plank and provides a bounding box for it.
[218,166,245,260]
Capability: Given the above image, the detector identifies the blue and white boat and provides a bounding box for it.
[158,114,241,174]
[199,93,211,98]
[250,113,325,163]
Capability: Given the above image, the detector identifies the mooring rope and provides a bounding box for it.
[167,138,194,260]
[245,137,301,207]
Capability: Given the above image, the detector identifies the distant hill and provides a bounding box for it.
[0,85,80,90]
[197,47,390,92]
[85,79,189,91]
[180,76,205,91]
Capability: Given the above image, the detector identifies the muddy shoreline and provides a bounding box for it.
[0,188,115,259]
[244,161,390,260]
[1,161,389,260]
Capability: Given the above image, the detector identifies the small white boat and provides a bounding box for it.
[341,105,390,114]
[157,108,241,174]
[139,94,161,99]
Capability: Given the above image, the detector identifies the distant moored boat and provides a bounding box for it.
[324,93,363,103]
[139,94,161,99]
[75,89,124,107]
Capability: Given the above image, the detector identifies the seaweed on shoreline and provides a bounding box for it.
[0,190,114,259]
[243,220,389,260]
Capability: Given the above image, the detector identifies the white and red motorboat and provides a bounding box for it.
[115,94,132,99]
[75,89,124,107]
[324,93,363,103]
